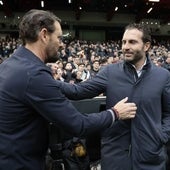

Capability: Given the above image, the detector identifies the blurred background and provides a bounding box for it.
[0,0,169,41]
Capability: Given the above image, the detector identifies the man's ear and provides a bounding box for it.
[144,42,151,52]
[39,28,49,43]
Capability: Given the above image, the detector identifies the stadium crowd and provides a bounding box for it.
[0,33,170,170]
[0,36,170,81]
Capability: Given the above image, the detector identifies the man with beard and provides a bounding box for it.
[0,10,137,170]
[60,23,170,170]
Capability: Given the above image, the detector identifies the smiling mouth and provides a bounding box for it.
[125,53,132,57]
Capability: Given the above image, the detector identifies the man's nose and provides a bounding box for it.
[122,43,130,50]
[59,42,64,49]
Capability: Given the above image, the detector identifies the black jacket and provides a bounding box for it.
[0,46,114,170]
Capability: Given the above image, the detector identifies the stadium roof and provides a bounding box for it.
[0,0,169,24]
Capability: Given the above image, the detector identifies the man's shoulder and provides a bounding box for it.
[106,62,124,70]
[152,64,170,79]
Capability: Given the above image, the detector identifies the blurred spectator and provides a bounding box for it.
[71,70,83,84]
[162,53,170,72]
[90,60,100,78]
[77,62,91,81]
[72,56,81,70]
[100,57,108,70]
[63,62,74,83]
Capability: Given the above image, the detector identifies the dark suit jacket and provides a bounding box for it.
[0,46,113,170]
[60,59,170,170]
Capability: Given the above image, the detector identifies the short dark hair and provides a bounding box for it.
[125,23,151,43]
[19,9,61,44]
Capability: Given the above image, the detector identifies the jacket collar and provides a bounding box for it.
[124,54,152,71]
[14,46,45,66]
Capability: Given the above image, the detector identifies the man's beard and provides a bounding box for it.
[44,48,61,63]
[44,45,63,63]
[45,55,60,63]
[124,51,143,65]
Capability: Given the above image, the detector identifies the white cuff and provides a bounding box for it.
[107,109,116,126]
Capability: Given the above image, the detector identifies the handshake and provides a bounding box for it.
[111,97,137,120]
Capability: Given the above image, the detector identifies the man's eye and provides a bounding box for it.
[130,40,136,44]
[58,36,63,41]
